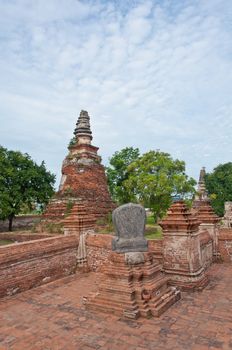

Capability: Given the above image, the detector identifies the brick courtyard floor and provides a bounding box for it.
[0,263,232,350]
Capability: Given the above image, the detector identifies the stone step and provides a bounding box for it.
[150,287,181,317]
[86,297,140,318]
[87,293,138,308]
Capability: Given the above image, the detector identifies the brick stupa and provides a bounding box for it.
[192,167,219,223]
[192,167,220,260]
[44,110,114,222]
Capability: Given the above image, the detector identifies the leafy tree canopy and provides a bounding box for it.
[107,148,196,221]
[205,162,232,216]
[0,146,55,231]
[106,147,140,203]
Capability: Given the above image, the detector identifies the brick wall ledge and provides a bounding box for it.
[86,233,112,249]
[0,232,53,242]
[0,235,79,266]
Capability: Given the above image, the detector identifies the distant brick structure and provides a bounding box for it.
[44,110,114,223]
[218,228,232,262]
[222,202,232,228]
[0,215,41,232]
[193,167,208,203]
[192,167,220,261]
[192,167,219,224]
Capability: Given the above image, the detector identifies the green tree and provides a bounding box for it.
[0,146,55,231]
[205,162,232,216]
[124,151,196,221]
[106,147,140,203]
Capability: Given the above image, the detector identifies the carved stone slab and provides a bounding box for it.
[112,203,148,253]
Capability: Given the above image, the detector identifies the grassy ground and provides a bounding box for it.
[0,239,14,246]
[95,215,163,239]
[145,215,163,239]
[146,215,155,225]
[145,225,163,239]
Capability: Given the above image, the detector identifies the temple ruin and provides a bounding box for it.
[1,156,232,347]
[44,110,114,224]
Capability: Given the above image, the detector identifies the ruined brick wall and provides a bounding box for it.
[0,235,79,298]
[218,228,232,262]
[86,233,112,271]
[86,234,164,271]
[0,215,42,232]
[0,232,165,299]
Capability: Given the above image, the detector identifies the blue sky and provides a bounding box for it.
[0,0,231,188]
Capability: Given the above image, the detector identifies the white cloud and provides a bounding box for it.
[0,0,232,186]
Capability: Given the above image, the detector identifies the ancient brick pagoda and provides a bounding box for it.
[44,110,114,222]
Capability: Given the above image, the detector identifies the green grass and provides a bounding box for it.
[145,215,163,239]
[0,239,14,246]
[145,230,162,239]
[96,214,163,239]
[145,224,163,239]
[146,215,155,225]
[96,222,114,234]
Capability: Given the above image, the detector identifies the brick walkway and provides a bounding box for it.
[0,264,232,350]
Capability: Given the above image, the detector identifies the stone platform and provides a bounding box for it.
[85,252,180,319]
[0,264,232,349]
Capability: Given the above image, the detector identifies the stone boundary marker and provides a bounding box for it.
[112,203,148,252]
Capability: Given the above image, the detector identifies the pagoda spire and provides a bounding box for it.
[196,167,208,201]
[199,167,206,184]
[74,110,92,144]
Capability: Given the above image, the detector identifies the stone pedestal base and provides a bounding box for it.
[84,252,180,319]
[164,268,209,291]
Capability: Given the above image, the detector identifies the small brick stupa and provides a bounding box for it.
[192,167,219,223]
[194,167,208,202]
[192,168,220,260]
[192,167,220,224]
[44,110,114,222]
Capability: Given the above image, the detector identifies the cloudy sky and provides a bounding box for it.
[0,0,231,188]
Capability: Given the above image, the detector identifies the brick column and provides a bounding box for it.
[159,201,208,291]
